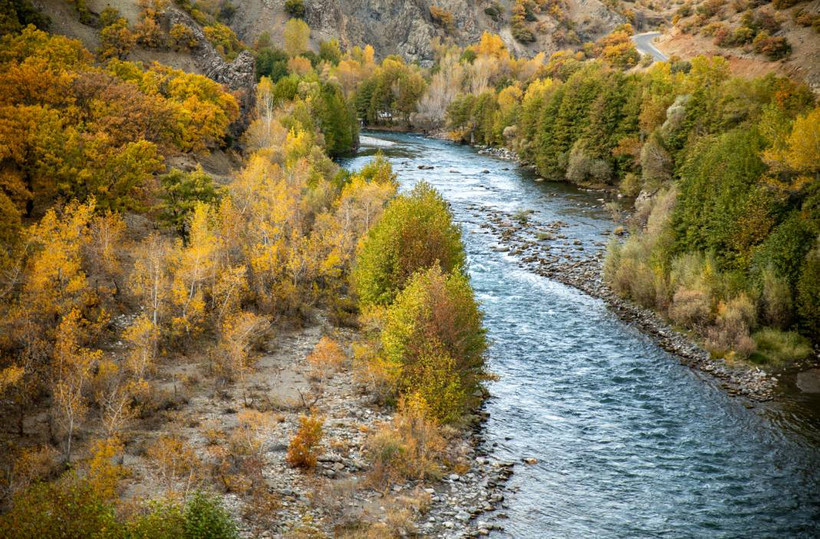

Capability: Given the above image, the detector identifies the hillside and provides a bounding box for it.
[23,0,631,65]
[612,0,820,90]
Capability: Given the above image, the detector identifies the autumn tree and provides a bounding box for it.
[283,18,310,56]
[98,16,135,60]
[353,181,465,306]
[381,265,486,422]
[168,203,220,337]
[216,311,269,402]
[52,309,102,463]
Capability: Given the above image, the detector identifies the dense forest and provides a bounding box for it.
[0,0,818,535]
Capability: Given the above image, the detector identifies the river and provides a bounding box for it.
[343,132,820,538]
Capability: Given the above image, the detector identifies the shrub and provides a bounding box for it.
[430,6,455,32]
[667,252,717,326]
[286,415,324,469]
[797,243,820,342]
[566,144,612,186]
[170,23,198,51]
[730,26,756,46]
[203,23,243,61]
[128,499,186,538]
[753,32,792,60]
[0,473,120,539]
[706,294,757,359]
[352,181,465,306]
[99,18,135,60]
[752,328,812,366]
[284,0,305,18]
[146,435,201,496]
[669,288,712,327]
[484,4,502,22]
[306,336,346,379]
[759,266,793,329]
[183,491,239,539]
[367,394,447,483]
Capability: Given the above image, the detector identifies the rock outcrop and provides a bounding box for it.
[230,0,624,65]
[165,9,256,129]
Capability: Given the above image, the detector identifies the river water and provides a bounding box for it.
[343,132,820,538]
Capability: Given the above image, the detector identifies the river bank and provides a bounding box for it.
[175,316,516,538]
[471,204,778,401]
[348,131,820,537]
[463,140,806,402]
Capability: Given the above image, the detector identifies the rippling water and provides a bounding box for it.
[343,132,820,538]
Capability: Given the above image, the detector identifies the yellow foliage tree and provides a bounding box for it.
[52,309,102,463]
[283,18,310,56]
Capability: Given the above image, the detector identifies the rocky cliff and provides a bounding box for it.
[229,0,624,64]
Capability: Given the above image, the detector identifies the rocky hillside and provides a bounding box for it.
[31,0,626,66]
[611,0,820,90]
[229,0,626,63]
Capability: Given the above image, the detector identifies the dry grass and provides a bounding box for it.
[366,395,447,485]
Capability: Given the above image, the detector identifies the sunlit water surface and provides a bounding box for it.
[343,132,820,538]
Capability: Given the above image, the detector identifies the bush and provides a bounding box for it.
[752,328,812,366]
[669,288,712,327]
[706,294,757,359]
[352,181,465,306]
[797,243,820,342]
[429,6,455,32]
[306,336,346,379]
[381,265,486,422]
[284,0,305,18]
[0,473,120,539]
[128,500,186,538]
[183,491,239,539]
[759,266,793,329]
[286,415,324,469]
[484,4,502,22]
[170,23,198,51]
[367,394,447,483]
[753,32,792,60]
[203,23,243,61]
[566,144,612,186]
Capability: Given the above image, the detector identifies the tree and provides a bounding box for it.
[168,203,220,337]
[52,309,102,463]
[316,82,358,157]
[158,167,222,236]
[217,311,269,402]
[130,234,172,327]
[123,315,159,379]
[283,18,310,56]
[381,265,486,422]
[353,181,465,306]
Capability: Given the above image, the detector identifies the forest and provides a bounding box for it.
[0,0,818,536]
[0,8,486,537]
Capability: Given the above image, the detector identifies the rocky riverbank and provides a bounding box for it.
[467,203,779,402]
[208,319,516,538]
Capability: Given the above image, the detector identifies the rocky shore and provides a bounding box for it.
[213,321,516,538]
[467,203,779,402]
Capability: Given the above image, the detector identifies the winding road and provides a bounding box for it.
[632,31,668,62]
